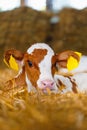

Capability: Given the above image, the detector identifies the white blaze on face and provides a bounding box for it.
[33,44,55,89]
[37,49,54,88]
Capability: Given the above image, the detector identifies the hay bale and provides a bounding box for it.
[51,8,87,53]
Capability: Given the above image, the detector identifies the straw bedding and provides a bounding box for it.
[0,69,87,130]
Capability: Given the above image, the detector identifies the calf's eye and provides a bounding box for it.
[27,60,33,67]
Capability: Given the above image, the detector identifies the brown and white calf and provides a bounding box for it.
[4,43,87,94]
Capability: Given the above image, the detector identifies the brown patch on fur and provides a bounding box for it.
[51,55,57,75]
[67,77,78,93]
[24,49,47,87]
[57,79,66,91]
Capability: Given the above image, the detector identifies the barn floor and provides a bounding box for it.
[0,69,87,130]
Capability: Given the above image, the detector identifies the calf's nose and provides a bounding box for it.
[41,79,54,89]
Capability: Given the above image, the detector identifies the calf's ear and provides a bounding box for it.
[4,49,24,71]
[54,50,82,71]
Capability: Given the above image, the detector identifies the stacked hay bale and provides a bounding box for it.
[51,8,87,54]
[0,7,52,50]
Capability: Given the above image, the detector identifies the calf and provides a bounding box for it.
[4,43,85,94]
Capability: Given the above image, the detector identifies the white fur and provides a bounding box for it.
[54,72,87,93]
[26,73,37,92]
[72,73,87,92]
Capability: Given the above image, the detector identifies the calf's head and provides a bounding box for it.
[4,43,80,93]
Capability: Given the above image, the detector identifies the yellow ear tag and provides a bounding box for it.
[67,56,79,71]
[75,52,82,58]
[67,51,82,71]
[9,55,19,71]
[3,58,10,67]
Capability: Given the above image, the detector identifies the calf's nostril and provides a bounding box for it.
[43,83,46,86]
[51,82,54,86]
[41,80,54,88]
